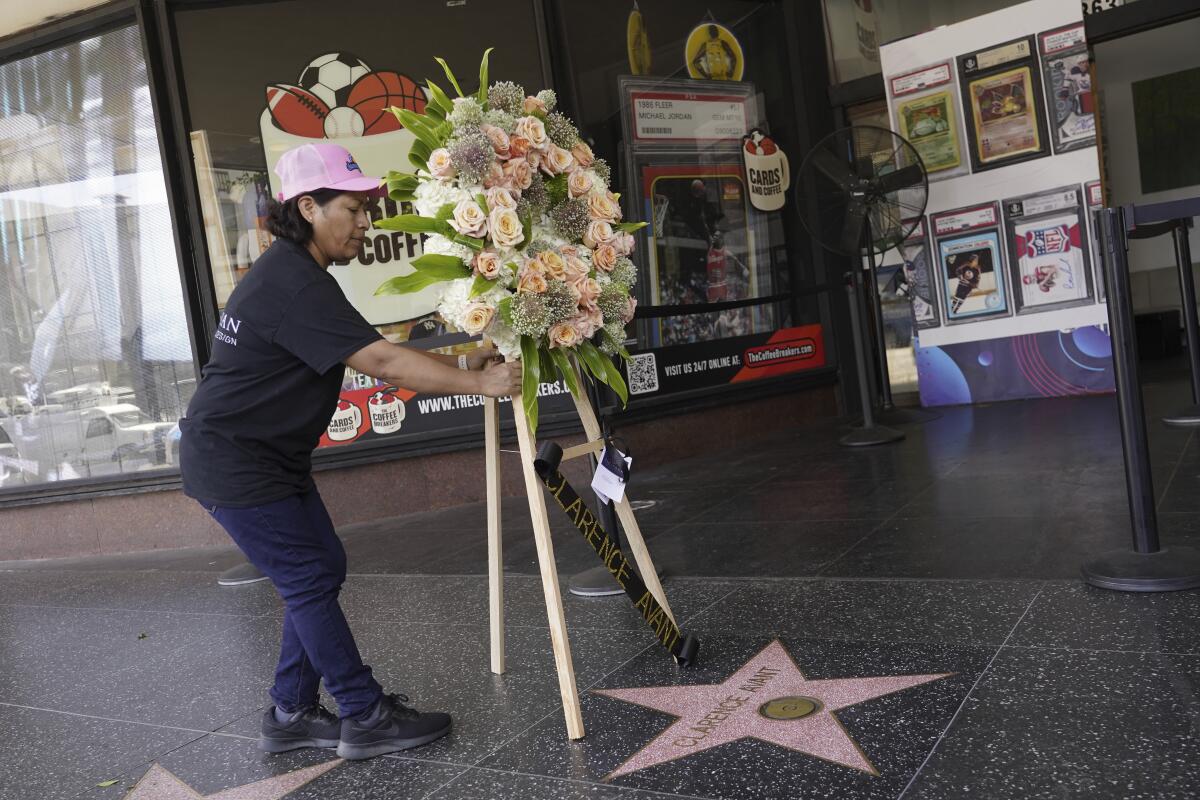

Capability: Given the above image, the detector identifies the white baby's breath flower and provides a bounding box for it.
[413,179,473,218]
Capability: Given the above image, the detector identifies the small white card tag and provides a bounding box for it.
[591,446,632,505]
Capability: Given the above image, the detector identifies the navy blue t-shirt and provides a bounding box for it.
[180,239,382,507]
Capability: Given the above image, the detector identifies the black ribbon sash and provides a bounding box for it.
[533,442,700,667]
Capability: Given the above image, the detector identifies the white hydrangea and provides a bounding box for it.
[436,278,475,328]
[422,233,473,265]
[413,178,473,218]
[487,318,521,360]
[590,171,608,194]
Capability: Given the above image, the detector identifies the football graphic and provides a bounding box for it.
[348,71,427,135]
[266,84,330,139]
[299,52,371,109]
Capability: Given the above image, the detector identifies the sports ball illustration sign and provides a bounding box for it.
[742,129,790,212]
[261,52,434,325]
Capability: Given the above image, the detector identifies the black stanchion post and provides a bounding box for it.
[841,269,904,447]
[1082,207,1200,591]
[1162,219,1200,426]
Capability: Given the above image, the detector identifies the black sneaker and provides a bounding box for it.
[336,693,451,760]
[260,703,341,753]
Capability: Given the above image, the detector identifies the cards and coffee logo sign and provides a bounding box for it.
[260,52,433,327]
[741,128,790,212]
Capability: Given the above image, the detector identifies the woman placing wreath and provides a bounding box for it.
[180,142,520,760]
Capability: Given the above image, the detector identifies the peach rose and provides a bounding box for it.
[583,220,615,248]
[518,268,548,294]
[527,149,546,175]
[592,243,618,272]
[489,207,525,249]
[428,148,455,179]
[546,146,575,175]
[571,140,595,168]
[621,295,638,324]
[538,250,568,280]
[572,276,601,306]
[567,170,594,198]
[461,303,495,335]
[549,321,582,348]
[587,192,621,222]
[509,136,531,159]
[450,200,488,238]
[514,116,549,150]
[482,161,506,189]
[486,186,517,211]
[615,231,636,256]
[503,158,533,190]
[570,309,602,339]
[523,95,548,114]
[565,254,590,280]
[481,124,511,158]
[473,249,503,280]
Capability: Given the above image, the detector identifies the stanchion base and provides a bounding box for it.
[1082,546,1200,592]
[839,424,905,448]
[877,406,940,426]
[1162,405,1200,427]
[568,564,667,597]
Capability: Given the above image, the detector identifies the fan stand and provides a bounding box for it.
[860,224,939,426]
[841,224,904,448]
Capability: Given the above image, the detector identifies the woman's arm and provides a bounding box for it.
[345,340,520,398]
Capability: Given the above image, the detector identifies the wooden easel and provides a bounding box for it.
[482,361,675,740]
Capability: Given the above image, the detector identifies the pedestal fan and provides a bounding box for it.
[795,125,931,446]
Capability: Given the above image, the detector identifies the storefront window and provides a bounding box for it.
[0,26,196,490]
[555,1,828,396]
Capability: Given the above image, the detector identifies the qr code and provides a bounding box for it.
[627,353,659,395]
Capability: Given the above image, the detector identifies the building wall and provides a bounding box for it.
[0,382,836,562]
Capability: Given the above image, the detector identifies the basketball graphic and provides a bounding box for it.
[347,71,427,135]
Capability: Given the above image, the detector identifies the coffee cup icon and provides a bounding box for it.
[327,399,362,442]
[743,131,790,212]
[368,389,405,435]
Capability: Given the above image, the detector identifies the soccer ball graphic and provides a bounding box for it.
[300,52,370,109]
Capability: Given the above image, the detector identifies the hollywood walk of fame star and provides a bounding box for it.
[121,758,341,799]
[594,640,952,780]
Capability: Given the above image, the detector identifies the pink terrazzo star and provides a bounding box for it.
[122,758,341,799]
[595,640,952,780]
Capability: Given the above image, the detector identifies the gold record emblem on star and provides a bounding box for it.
[594,640,953,780]
[121,759,341,799]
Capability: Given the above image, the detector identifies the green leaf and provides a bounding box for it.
[520,335,540,434]
[549,347,582,400]
[424,101,446,122]
[375,214,441,234]
[538,346,556,388]
[409,151,430,172]
[97,780,119,788]
[579,340,628,406]
[517,208,533,251]
[475,193,489,214]
[426,79,455,115]
[469,274,493,298]
[386,172,419,203]
[614,221,649,233]
[601,350,630,406]
[435,56,465,97]
[477,47,494,105]
[410,253,470,275]
[374,272,451,296]
[498,296,514,327]
[450,232,486,252]
[545,173,568,207]
[395,109,445,152]
[600,326,632,360]
[576,339,608,384]
[435,203,456,222]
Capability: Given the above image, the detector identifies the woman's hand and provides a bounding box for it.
[466,345,501,371]
[477,360,523,398]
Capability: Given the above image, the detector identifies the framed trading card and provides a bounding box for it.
[1003,185,1092,313]
[1039,24,1096,154]
[939,232,1006,320]
[897,91,962,173]
[958,36,1050,172]
[1085,180,1106,302]
[898,218,940,329]
[967,66,1042,165]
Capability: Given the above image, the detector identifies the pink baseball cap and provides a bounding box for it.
[274,142,384,201]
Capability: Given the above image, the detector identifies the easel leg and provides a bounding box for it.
[569,386,677,627]
[485,396,504,675]
[511,393,585,739]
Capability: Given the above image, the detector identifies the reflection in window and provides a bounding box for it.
[0,26,195,489]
